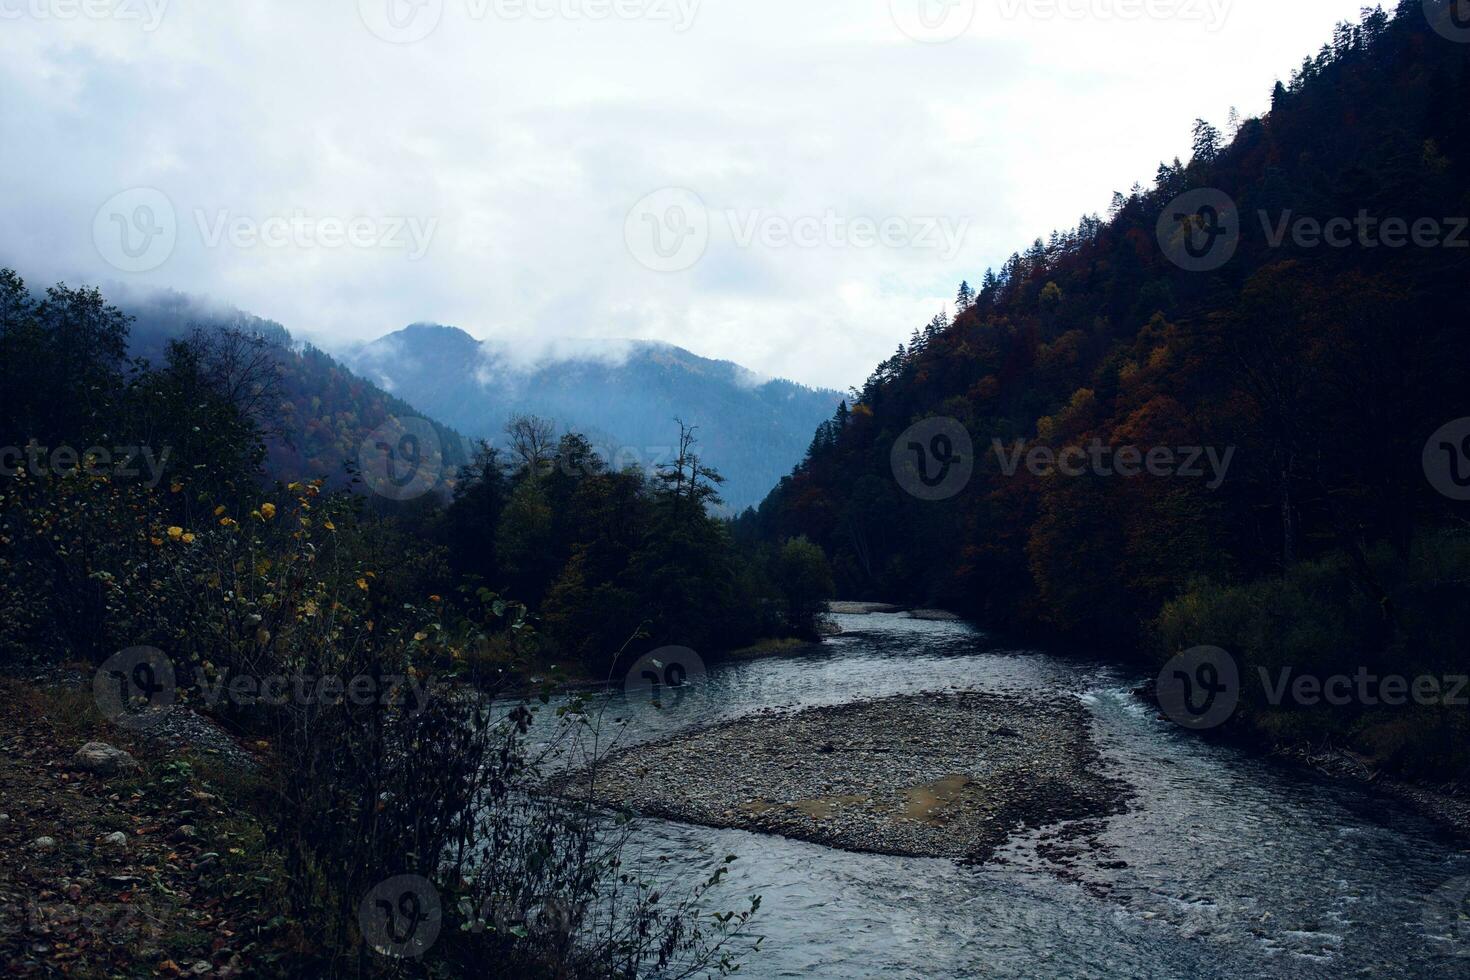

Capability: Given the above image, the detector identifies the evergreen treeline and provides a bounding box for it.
[437,415,836,675]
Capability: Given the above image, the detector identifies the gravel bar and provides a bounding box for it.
[557,692,1131,864]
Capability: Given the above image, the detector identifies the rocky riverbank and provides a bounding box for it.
[556,692,1131,864]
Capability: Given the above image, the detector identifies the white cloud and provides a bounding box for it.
[0,0,1373,390]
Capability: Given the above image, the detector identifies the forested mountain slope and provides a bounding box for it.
[751,3,1470,666]
[123,291,473,498]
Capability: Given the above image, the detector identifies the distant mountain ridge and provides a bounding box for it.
[345,323,843,511]
[120,291,474,494]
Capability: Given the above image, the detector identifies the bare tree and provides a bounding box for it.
[506,413,557,476]
[657,419,725,509]
[187,325,287,442]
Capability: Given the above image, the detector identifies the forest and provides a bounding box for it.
[744,1,1470,777]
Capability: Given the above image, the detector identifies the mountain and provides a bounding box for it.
[345,324,844,511]
[120,291,474,496]
[750,2,1469,643]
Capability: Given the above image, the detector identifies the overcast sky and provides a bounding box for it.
[1,0,1375,390]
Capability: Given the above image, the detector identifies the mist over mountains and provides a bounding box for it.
[115,288,841,511]
[345,323,844,511]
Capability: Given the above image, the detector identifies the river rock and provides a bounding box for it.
[71,742,139,776]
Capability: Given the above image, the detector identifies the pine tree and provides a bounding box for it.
[1191,118,1222,164]
[956,280,975,312]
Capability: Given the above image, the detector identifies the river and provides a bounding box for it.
[540,611,1470,978]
